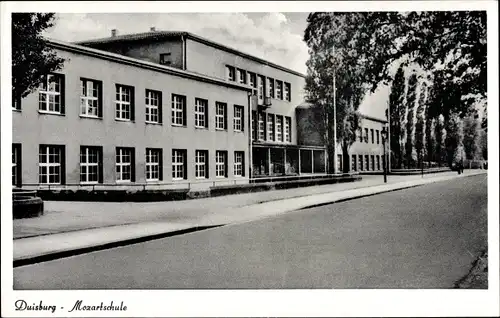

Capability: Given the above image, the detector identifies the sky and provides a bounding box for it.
[43,12,389,119]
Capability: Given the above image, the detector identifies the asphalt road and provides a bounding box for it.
[14,174,487,289]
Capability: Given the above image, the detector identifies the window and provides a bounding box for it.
[172,149,187,180]
[365,155,370,171]
[337,154,343,172]
[285,117,291,142]
[376,130,380,144]
[258,111,266,141]
[145,89,162,124]
[159,53,172,65]
[371,155,375,171]
[12,92,21,110]
[39,74,64,114]
[12,144,21,187]
[195,98,208,128]
[80,78,102,118]
[195,150,208,179]
[238,69,247,84]
[352,155,357,172]
[116,147,134,182]
[80,146,102,184]
[172,94,186,126]
[364,128,369,143]
[215,102,227,130]
[257,75,265,100]
[377,155,381,171]
[249,72,257,88]
[115,84,134,121]
[234,105,244,131]
[146,148,162,181]
[234,151,245,177]
[371,129,375,144]
[215,151,227,178]
[267,78,275,98]
[359,155,363,171]
[359,129,363,142]
[39,145,64,185]
[267,113,275,141]
[226,65,236,81]
[276,115,283,142]
[284,82,291,101]
[276,80,283,100]
[252,111,257,141]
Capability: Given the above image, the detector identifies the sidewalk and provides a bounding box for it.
[13,170,487,263]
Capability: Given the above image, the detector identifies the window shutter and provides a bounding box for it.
[130,87,135,121]
[98,147,104,184]
[131,148,136,182]
[159,149,164,181]
[158,91,163,124]
[60,145,66,185]
[182,96,187,126]
[60,74,66,115]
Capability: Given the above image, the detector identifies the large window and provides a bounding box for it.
[276,80,283,100]
[268,78,275,98]
[249,72,257,88]
[80,146,102,184]
[172,94,186,126]
[215,102,227,130]
[364,128,369,143]
[39,145,64,185]
[39,74,64,114]
[195,98,208,128]
[234,151,245,177]
[258,75,265,100]
[238,69,247,84]
[115,84,134,121]
[145,89,162,124]
[285,116,291,142]
[371,129,375,144]
[80,78,101,118]
[172,149,186,180]
[365,155,370,171]
[284,82,291,101]
[195,150,208,179]
[234,105,244,132]
[276,115,283,142]
[226,65,236,81]
[116,147,134,182]
[352,154,357,172]
[371,155,375,171]
[146,148,162,181]
[258,111,266,141]
[267,113,275,141]
[376,130,380,144]
[377,155,381,170]
[216,151,227,178]
[12,144,21,187]
[359,155,363,171]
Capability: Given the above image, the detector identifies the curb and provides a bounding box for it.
[14,172,486,267]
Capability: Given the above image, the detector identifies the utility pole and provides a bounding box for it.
[332,46,337,175]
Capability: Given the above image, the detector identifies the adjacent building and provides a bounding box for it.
[12,29,387,190]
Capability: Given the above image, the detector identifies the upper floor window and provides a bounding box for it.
[80,78,102,118]
[258,111,266,141]
[267,113,275,141]
[284,82,291,101]
[285,116,292,142]
[115,84,135,121]
[237,69,247,84]
[159,53,172,66]
[226,65,236,81]
[145,89,162,124]
[249,72,257,88]
[276,80,283,100]
[39,144,65,185]
[359,129,363,142]
[267,78,275,98]
[215,102,227,130]
[252,110,257,141]
[39,74,65,114]
[12,144,21,187]
[364,128,369,143]
[371,129,375,144]
[195,98,208,128]
[80,146,102,184]
[172,94,186,126]
[257,75,265,100]
[233,105,244,132]
[276,115,283,142]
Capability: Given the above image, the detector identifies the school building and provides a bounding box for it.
[12,29,387,190]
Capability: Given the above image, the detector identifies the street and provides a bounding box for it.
[14,174,487,289]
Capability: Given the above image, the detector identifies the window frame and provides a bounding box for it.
[233,105,244,132]
[234,151,245,177]
[276,115,284,142]
[215,102,227,130]
[195,98,208,129]
[257,75,265,100]
[171,94,187,126]
[285,116,291,142]
[172,149,187,180]
[195,150,208,179]
[237,69,247,84]
[276,80,283,100]
[80,146,102,184]
[365,155,370,171]
[115,84,134,122]
[39,145,64,185]
[80,78,102,118]
[146,148,162,182]
[116,147,134,183]
[364,128,369,143]
[284,82,291,101]
[376,130,380,144]
[145,89,162,124]
[352,154,357,172]
[226,65,236,81]
[371,129,375,144]
[267,78,275,98]
[258,111,266,141]
[12,144,21,187]
[159,52,172,65]
[215,150,228,178]
[38,73,65,115]
[267,113,275,141]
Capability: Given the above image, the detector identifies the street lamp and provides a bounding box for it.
[381,126,388,183]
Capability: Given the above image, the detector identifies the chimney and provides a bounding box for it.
[111,29,117,37]
[150,27,156,32]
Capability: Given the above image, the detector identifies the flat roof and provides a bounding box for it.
[74,31,306,78]
[47,38,254,92]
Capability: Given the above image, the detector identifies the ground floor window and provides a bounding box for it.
[146,148,162,181]
[216,151,227,178]
[234,151,244,176]
[39,145,64,184]
[371,155,375,171]
[377,155,381,170]
[116,147,134,182]
[195,150,208,179]
[80,146,102,184]
[359,155,363,171]
[337,154,342,172]
[365,155,370,171]
[351,154,357,172]
[172,149,187,180]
